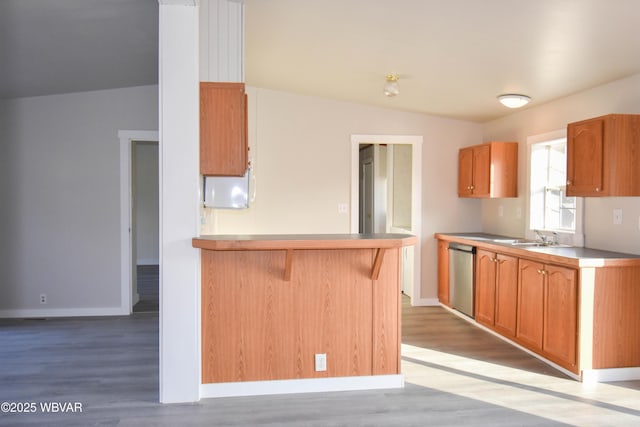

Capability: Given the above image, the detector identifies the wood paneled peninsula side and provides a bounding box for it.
[192,233,417,398]
[435,232,640,382]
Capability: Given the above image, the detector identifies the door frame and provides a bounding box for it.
[350,134,423,304]
[119,130,159,314]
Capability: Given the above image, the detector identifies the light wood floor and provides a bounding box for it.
[1,296,639,426]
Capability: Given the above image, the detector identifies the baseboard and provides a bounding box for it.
[136,259,159,266]
[0,306,128,319]
[582,367,640,383]
[200,374,404,399]
[410,297,440,307]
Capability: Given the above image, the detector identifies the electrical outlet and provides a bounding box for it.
[516,207,522,219]
[315,353,327,372]
[337,203,348,214]
[40,294,47,304]
[498,205,504,217]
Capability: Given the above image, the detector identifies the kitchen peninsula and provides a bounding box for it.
[192,233,417,397]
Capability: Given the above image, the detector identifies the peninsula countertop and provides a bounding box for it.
[193,233,418,251]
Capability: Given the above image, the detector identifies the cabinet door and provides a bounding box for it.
[567,118,604,196]
[516,259,545,350]
[543,265,578,367]
[458,147,474,196]
[475,249,496,326]
[472,144,491,196]
[437,240,450,305]
[200,82,248,176]
[494,254,518,337]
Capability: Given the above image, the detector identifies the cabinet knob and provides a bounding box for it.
[470,185,475,190]
[595,187,600,192]
[567,180,572,185]
[537,269,547,275]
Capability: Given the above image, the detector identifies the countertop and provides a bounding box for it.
[435,232,640,268]
[193,233,418,251]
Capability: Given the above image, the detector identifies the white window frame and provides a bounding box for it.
[525,129,585,247]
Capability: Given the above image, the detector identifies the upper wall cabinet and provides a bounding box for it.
[200,82,248,176]
[566,114,640,197]
[458,142,518,198]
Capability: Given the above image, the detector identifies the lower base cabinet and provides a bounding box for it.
[475,250,518,337]
[543,264,578,368]
[493,254,518,337]
[436,234,640,378]
[437,240,450,305]
[516,259,577,371]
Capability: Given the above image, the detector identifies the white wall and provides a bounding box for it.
[482,73,640,254]
[133,142,159,265]
[0,85,158,315]
[211,87,484,300]
[158,1,200,404]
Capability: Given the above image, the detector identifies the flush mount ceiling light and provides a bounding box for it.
[384,74,400,97]
[498,94,531,108]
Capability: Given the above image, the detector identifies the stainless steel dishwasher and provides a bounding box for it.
[448,242,476,318]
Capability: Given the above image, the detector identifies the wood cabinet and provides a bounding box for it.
[516,259,545,349]
[475,249,518,336]
[493,254,518,337]
[516,259,577,371]
[437,240,450,305]
[458,142,518,198]
[436,233,640,379]
[543,264,578,368]
[194,234,417,385]
[475,249,497,326]
[567,114,640,196]
[200,82,248,176]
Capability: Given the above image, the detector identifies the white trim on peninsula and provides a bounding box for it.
[200,375,404,399]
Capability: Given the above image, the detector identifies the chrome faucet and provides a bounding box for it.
[533,229,547,244]
[534,230,558,246]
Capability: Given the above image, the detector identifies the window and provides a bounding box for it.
[526,129,584,247]
[530,138,576,232]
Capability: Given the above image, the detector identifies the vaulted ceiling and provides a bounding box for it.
[3,0,640,122]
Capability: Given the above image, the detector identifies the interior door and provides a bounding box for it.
[359,145,375,234]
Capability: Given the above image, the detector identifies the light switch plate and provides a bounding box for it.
[613,209,623,225]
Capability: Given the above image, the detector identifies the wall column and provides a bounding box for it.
[158,0,200,403]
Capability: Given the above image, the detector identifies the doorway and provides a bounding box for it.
[131,141,159,312]
[119,130,159,314]
[351,135,423,303]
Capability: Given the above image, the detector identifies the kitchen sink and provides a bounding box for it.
[489,238,571,248]
[511,241,573,248]
[511,241,543,246]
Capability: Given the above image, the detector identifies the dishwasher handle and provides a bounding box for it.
[448,242,476,254]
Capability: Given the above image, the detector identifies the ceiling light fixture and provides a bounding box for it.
[384,74,400,97]
[498,94,531,108]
